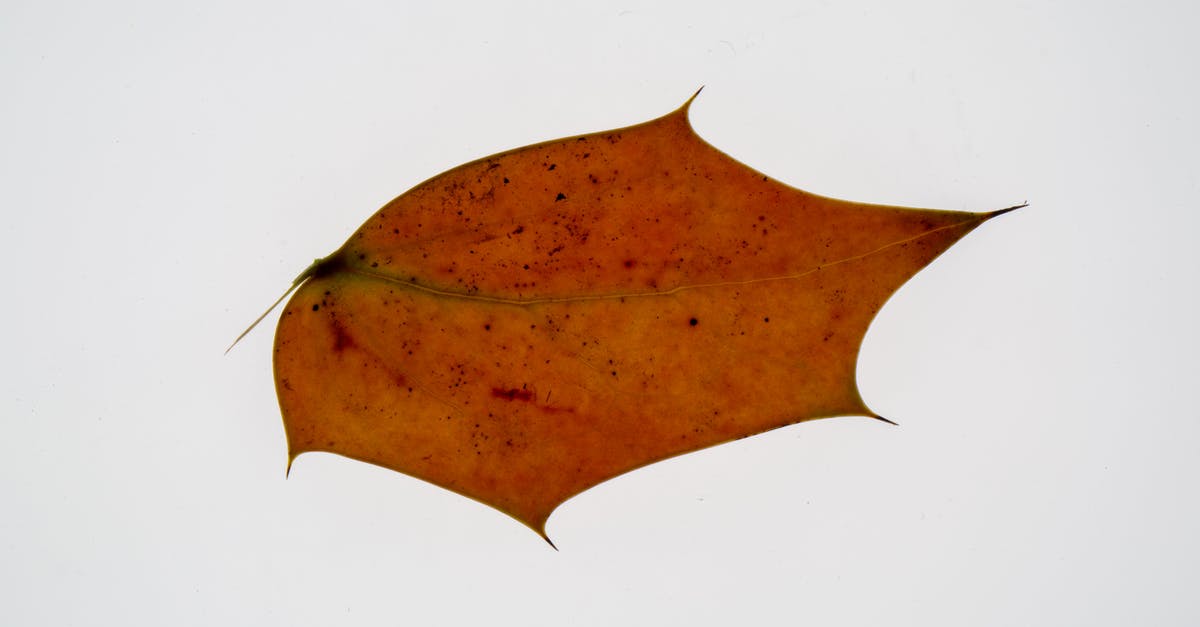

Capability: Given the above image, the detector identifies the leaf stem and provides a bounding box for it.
[224,257,326,354]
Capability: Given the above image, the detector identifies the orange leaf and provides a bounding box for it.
[266,92,1017,544]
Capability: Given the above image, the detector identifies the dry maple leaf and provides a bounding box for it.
[242,91,1018,546]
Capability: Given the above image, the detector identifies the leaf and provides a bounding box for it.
[267,92,1017,544]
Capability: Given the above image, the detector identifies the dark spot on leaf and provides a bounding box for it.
[331,318,355,352]
[555,192,566,201]
[689,318,699,326]
[312,304,320,312]
[492,388,533,402]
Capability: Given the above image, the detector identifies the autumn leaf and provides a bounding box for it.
[260,91,1017,544]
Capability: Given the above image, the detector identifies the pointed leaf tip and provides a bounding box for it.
[677,86,704,115]
[986,202,1028,219]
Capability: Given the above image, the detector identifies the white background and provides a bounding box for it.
[4,1,1198,624]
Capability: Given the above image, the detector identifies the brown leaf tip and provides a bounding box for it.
[986,202,1028,219]
[667,86,705,122]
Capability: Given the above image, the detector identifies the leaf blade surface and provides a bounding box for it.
[272,96,1007,540]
